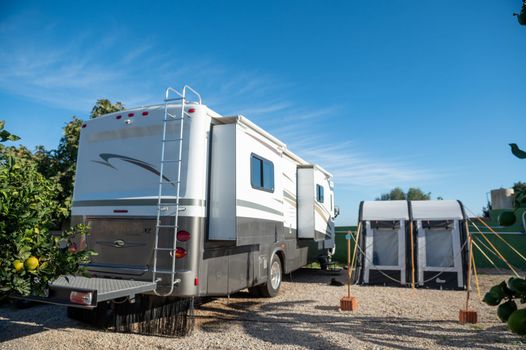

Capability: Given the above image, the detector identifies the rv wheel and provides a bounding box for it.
[258,254,282,297]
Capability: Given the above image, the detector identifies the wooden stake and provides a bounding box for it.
[347,229,351,298]
[459,221,477,324]
[340,222,361,311]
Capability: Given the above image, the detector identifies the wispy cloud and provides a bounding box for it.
[262,106,442,190]
[0,11,444,190]
[295,141,443,189]
[0,12,290,116]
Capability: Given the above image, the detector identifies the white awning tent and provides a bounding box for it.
[361,200,410,221]
[411,200,466,289]
[359,200,409,286]
[354,200,468,290]
[411,200,464,220]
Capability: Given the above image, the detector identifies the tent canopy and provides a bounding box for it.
[411,200,464,220]
[361,200,409,221]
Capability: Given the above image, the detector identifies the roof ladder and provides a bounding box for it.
[152,85,202,296]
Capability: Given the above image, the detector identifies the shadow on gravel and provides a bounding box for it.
[196,299,520,350]
[285,268,346,285]
[0,303,87,343]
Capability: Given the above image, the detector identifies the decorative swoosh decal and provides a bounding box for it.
[92,153,174,185]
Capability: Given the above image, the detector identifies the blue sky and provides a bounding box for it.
[1,1,525,225]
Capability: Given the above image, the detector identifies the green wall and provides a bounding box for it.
[334,226,526,269]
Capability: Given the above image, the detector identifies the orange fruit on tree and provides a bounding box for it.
[24,256,39,271]
[13,260,24,272]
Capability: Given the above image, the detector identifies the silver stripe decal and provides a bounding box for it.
[73,198,205,207]
[236,199,283,216]
[283,190,296,202]
[283,197,297,208]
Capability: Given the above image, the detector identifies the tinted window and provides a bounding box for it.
[316,184,324,203]
[251,154,274,192]
[251,156,262,189]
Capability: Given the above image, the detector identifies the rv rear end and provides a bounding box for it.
[72,103,213,297]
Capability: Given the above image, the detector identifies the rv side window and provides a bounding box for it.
[251,154,274,192]
[316,184,324,203]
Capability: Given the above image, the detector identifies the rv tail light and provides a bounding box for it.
[68,242,78,253]
[128,113,134,117]
[188,108,196,113]
[82,124,87,128]
[142,111,149,116]
[116,115,122,120]
[194,277,199,286]
[170,247,187,259]
[70,291,93,305]
[177,230,191,242]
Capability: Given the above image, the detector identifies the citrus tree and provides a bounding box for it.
[483,277,526,335]
[0,121,95,298]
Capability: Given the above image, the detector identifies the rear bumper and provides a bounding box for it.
[11,276,157,309]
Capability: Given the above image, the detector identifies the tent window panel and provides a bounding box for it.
[372,229,399,266]
[426,229,454,267]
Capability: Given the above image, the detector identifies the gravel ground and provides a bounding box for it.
[1,268,524,350]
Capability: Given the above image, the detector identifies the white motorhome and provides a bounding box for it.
[28,86,337,325]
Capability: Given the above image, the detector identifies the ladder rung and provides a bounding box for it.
[155,247,176,251]
[160,180,180,185]
[156,225,178,228]
[162,138,183,142]
[165,97,185,102]
[161,159,182,163]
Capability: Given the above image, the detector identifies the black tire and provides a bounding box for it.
[318,256,329,271]
[247,286,261,297]
[258,254,282,298]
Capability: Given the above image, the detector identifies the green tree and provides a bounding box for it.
[513,181,526,209]
[90,98,124,118]
[376,187,433,201]
[513,181,526,194]
[0,121,95,298]
[406,187,431,200]
[377,187,406,200]
[0,120,20,142]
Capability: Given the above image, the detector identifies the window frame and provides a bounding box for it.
[250,153,275,193]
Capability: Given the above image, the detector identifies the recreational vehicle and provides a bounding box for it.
[27,86,337,330]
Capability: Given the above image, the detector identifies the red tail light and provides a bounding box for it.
[116,115,122,119]
[174,247,187,259]
[177,230,191,242]
[188,108,196,113]
[70,291,93,305]
[194,277,199,286]
[142,111,149,116]
[68,242,78,253]
[128,113,134,117]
